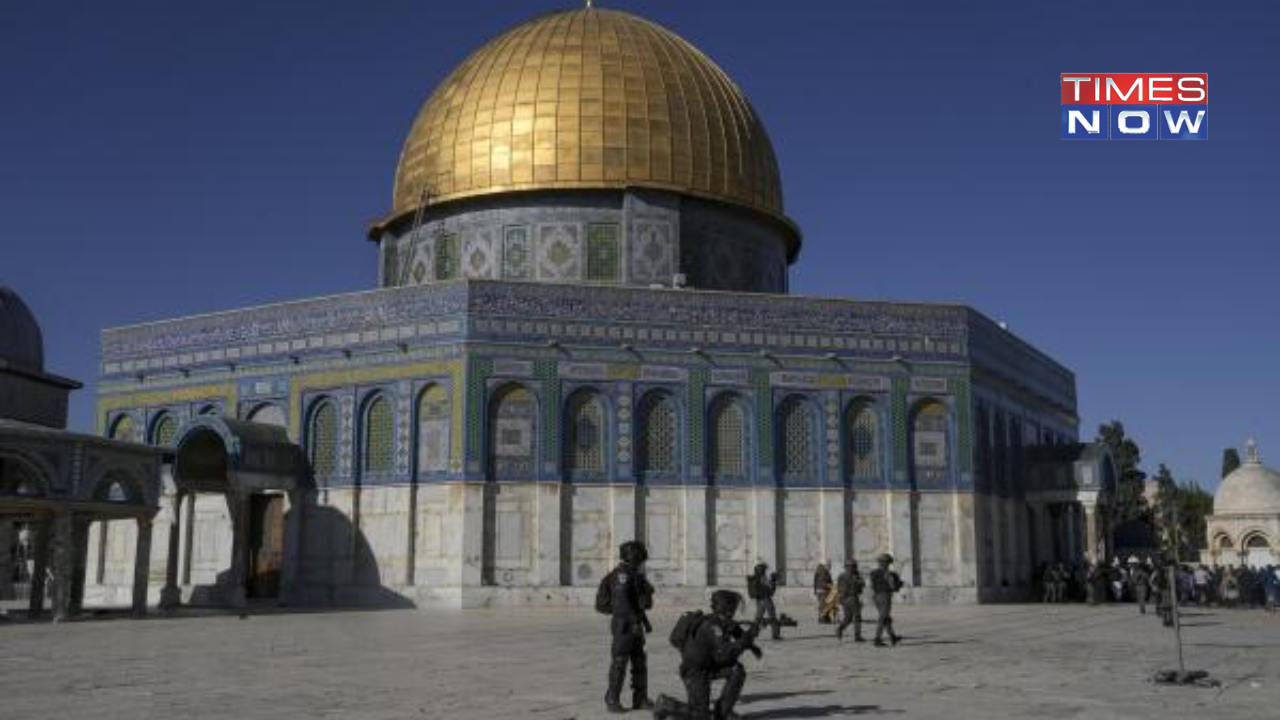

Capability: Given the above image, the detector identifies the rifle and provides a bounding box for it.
[733,621,765,660]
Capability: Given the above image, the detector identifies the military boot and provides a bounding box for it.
[633,692,655,711]
[605,659,627,713]
[651,694,677,720]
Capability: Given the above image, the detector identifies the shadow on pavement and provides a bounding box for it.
[746,704,901,718]
[741,690,834,703]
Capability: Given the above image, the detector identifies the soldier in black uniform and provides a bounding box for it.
[835,560,865,642]
[653,590,761,720]
[870,553,903,647]
[605,540,655,713]
[750,562,783,640]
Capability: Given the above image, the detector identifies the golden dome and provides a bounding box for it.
[388,8,795,248]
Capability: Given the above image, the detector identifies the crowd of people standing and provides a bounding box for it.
[1036,557,1280,612]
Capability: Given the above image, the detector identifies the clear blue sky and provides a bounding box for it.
[2,0,1276,490]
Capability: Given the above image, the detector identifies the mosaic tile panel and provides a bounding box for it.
[585,223,621,282]
[536,224,581,281]
[629,220,676,284]
[502,226,532,280]
[535,359,559,473]
[434,232,460,280]
[463,227,498,279]
[752,369,772,470]
[891,377,909,479]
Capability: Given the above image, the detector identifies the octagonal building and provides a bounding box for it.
[92,7,1102,609]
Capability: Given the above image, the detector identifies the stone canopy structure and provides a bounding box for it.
[0,286,163,620]
[90,6,1100,608]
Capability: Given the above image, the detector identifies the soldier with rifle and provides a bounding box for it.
[654,590,763,720]
[835,559,866,642]
[598,540,656,713]
[870,553,904,647]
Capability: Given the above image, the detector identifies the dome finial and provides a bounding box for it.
[1246,437,1261,464]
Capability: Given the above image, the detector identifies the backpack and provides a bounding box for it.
[595,570,616,615]
[669,610,706,651]
[746,574,760,600]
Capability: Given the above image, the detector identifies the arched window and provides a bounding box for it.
[95,473,137,504]
[778,396,818,483]
[847,400,880,482]
[1216,534,1234,550]
[108,414,136,442]
[150,413,177,447]
[490,384,538,477]
[565,390,607,476]
[912,401,951,485]
[307,399,339,478]
[416,384,450,475]
[637,391,678,479]
[247,403,286,428]
[361,393,395,476]
[0,455,45,497]
[708,394,747,481]
[1245,534,1271,549]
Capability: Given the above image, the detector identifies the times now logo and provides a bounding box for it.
[1061,73,1207,140]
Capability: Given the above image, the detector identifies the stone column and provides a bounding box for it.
[0,520,13,600]
[27,516,51,618]
[819,488,847,569]
[611,484,637,553]
[180,494,195,586]
[226,493,248,608]
[70,516,91,615]
[682,485,709,587]
[752,487,778,577]
[1083,504,1099,562]
[132,516,153,617]
[281,490,305,604]
[50,513,75,623]
[161,491,185,609]
[531,482,563,586]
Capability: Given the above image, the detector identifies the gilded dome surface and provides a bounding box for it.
[0,285,44,371]
[390,8,790,237]
[1215,442,1280,515]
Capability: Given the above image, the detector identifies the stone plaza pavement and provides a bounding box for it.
[1,603,1277,720]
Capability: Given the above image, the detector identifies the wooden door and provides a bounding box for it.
[247,494,284,599]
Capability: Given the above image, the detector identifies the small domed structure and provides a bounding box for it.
[0,285,45,372]
[1205,440,1280,567]
[1215,440,1280,515]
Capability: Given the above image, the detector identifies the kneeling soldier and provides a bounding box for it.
[654,590,762,720]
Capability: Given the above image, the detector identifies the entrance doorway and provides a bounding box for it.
[246,494,284,599]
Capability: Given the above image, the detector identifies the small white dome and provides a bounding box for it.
[1215,441,1280,515]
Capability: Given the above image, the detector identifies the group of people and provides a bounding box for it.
[1037,557,1280,620]
[599,540,905,719]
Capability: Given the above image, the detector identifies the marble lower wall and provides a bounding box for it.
[83,484,980,609]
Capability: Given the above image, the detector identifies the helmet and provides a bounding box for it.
[877,554,894,566]
[619,540,648,566]
[845,559,858,570]
[711,589,743,617]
